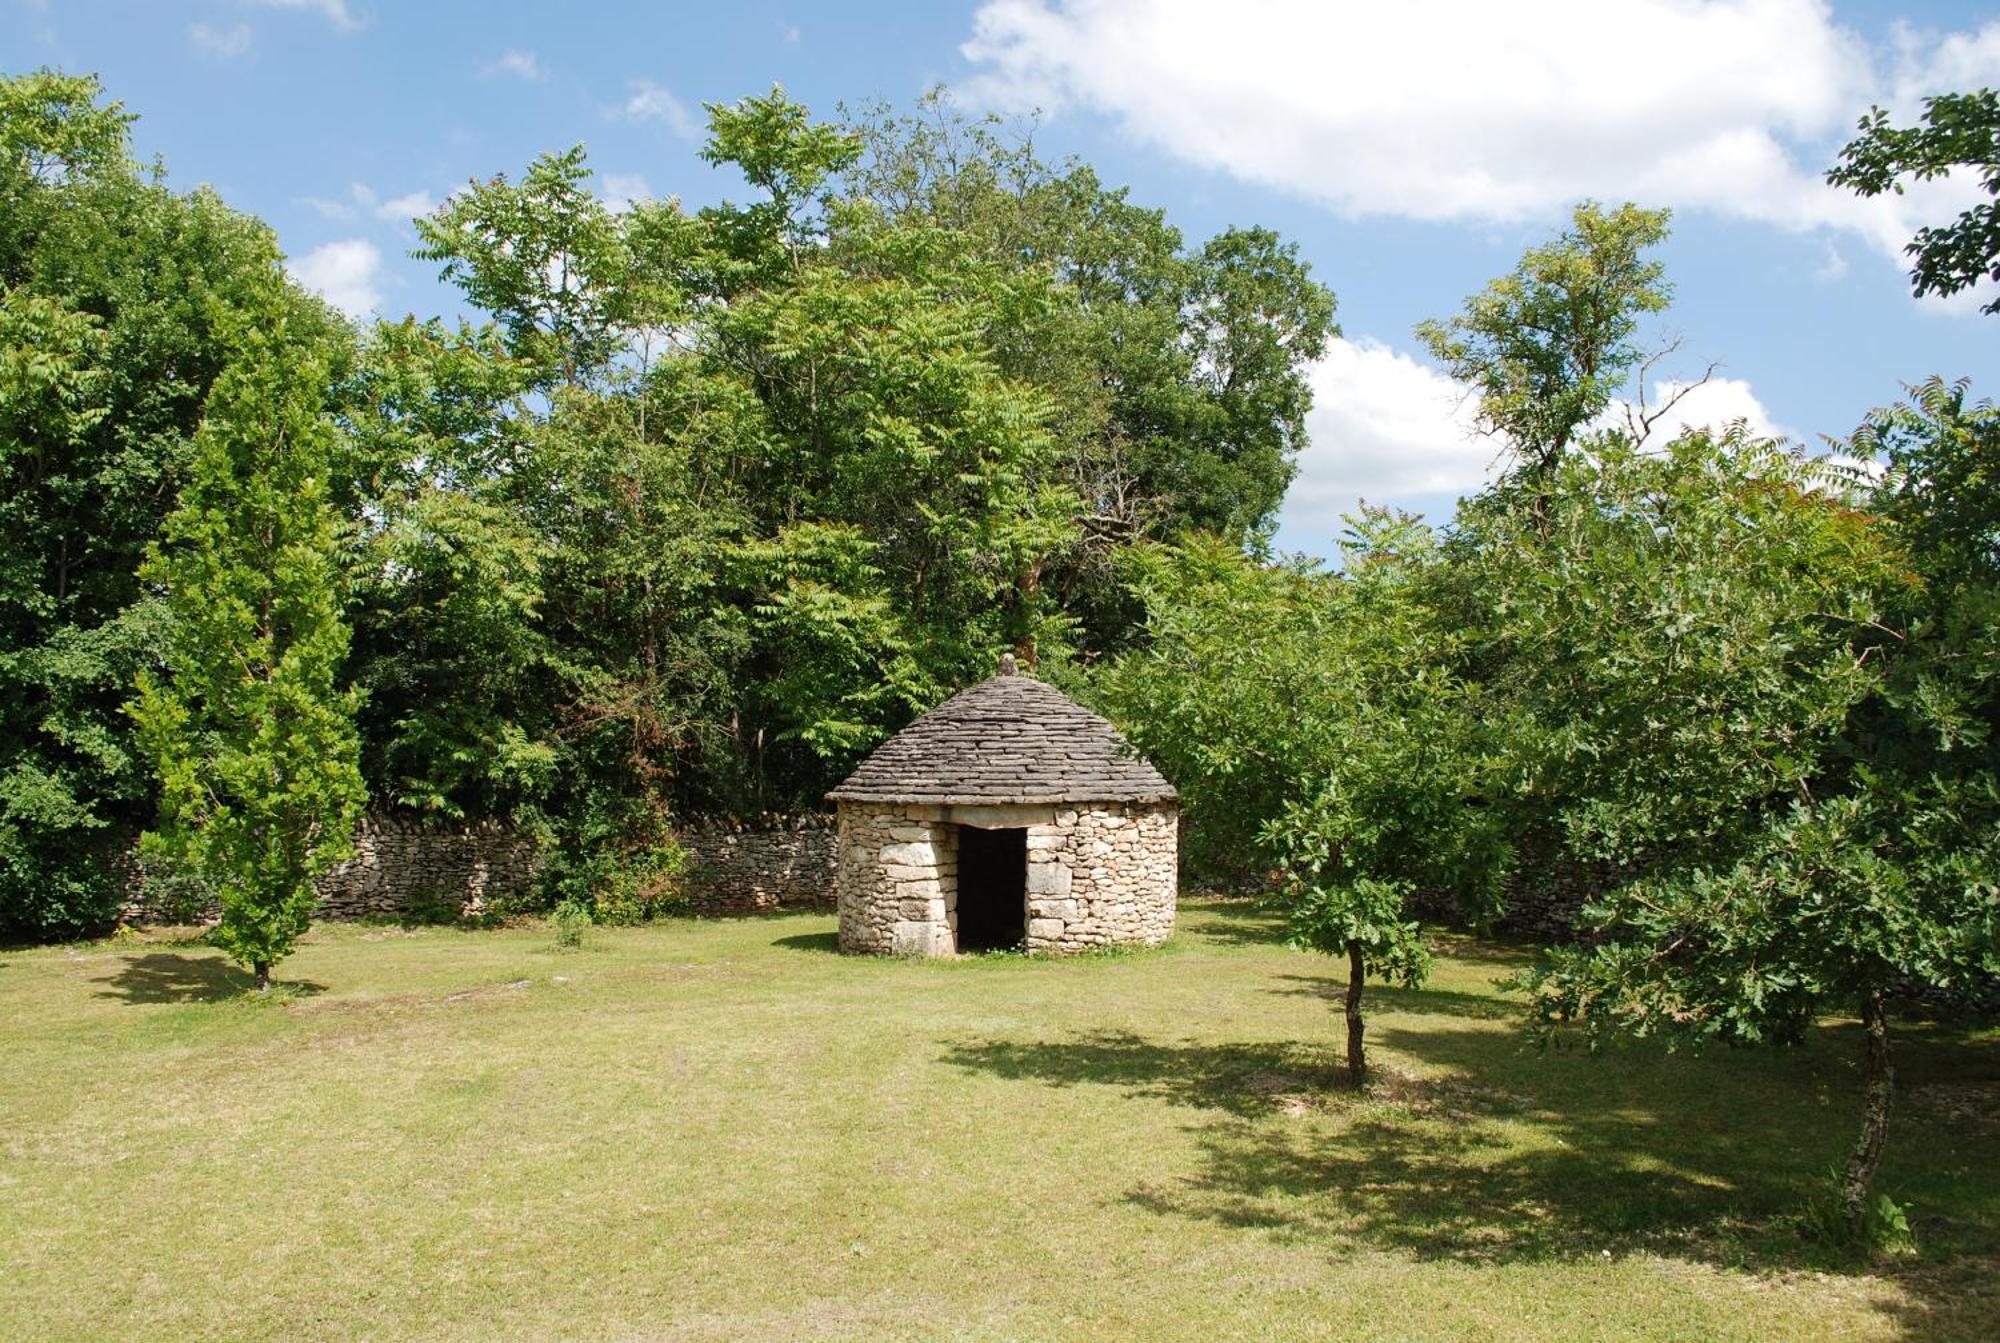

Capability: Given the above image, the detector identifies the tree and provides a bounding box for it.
[1415,202,1672,485]
[1828,90,2000,314]
[0,70,340,940]
[1094,516,1506,1084]
[1487,424,1979,1238]
[1265,510,1507,1084]
[131,294,365,991]
[840,90,1337,649]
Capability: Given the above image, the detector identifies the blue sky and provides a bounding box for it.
[8,0,1997,556]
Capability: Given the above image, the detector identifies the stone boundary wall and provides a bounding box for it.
[678,814,836,913]
[122,813,837,924]
[119,815,540,924]
[317,818,539,920]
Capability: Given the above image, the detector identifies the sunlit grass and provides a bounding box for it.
[2,898,1993,1341]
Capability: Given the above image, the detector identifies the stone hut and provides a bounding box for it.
[827,656,1178,955]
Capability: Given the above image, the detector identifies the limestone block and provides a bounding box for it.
[882,863,932,882]
[1027,918,1066,941]
[1029,898,1078,921]
[1025,862,1072,897]
[892,921,949,955]
[880,841,937,866]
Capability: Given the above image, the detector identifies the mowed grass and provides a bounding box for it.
[2,899,1995,1342]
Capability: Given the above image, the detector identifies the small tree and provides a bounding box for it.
[1265,510,1507,1085]
[132,291,364,991]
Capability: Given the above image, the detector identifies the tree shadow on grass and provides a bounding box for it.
[1273,973,1520,1022]
[771,931,842,954]
[940,1019,2000,1340]
[92,953,325,1004]
[1184,898,1289,947]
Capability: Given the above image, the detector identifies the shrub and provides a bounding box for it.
[551,898,591,950]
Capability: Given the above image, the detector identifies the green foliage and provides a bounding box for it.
[1828,90,2000,313]
[0,69,339,940]
[550,896,591,949]
[1466,427,1897,864]
[130,291,366,989]
[1416,201,1670,474]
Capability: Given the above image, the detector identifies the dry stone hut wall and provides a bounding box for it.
[835,800,1177,955]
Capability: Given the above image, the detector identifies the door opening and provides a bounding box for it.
[955,826,1027,952]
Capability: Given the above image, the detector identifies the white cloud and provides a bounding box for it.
[600,173,653,213]
[1278,341,1810,544]
[482,49,545,82]
[620,78,699,139]
[249,0,358,31]
[1277,336,1492,541]
[1607,375,1796,445]
[374,189,435,222]
[961,1,2000,285]
[190,21,251,58]
[288,238,383,317]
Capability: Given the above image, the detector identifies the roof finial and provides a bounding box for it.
[997,652,1019,677]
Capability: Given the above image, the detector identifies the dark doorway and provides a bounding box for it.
[955,826,1027,952]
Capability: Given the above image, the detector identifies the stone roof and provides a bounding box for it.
[826,668,1177,806]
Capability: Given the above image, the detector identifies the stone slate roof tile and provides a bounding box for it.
[827,672,1177,805]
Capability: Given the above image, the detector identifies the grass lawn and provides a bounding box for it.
[2,897,1995,1342]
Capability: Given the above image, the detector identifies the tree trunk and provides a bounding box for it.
[1841,987,1894,1236]
[1344,940,1367,1087]
[253,960,271,994]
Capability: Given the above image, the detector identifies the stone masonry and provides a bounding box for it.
[834,800,1177,955]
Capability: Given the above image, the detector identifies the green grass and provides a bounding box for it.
[2,898,1994,1342]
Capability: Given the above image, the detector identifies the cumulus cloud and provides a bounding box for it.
[620,79,699,139]
[600,173,653,213]
[288,238,383,317]
[1277,340,1810,546]
[190,21,251,58]
[482,49,545,82]
[1606,374,1796,444]
[961,1,1999,276]
[373,189,436,223]
[1277,337,1492,541]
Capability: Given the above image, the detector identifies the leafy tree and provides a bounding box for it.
[131,294,365,990]
[1266,510,1507,1083]
[841,90,1337,647]
[1487,424,1983,1236]
[1829,90,2000,313]
[0,69,337,940]
[1094,517,1506,1083]
[1415,202,1671,485]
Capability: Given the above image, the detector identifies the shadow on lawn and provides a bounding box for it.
[1186,898,1289,947]
[772,931,841,954]
[1274,973,1519,1022]
[941,1017,1999,1341]
[93,953,324,1003]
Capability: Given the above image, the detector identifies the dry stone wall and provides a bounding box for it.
[679,815,835,913]
[834,799,1176,955]
[317,817,538,919]
[123,813,838,925]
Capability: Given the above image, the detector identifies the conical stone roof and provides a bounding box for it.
[826,666,1177,806]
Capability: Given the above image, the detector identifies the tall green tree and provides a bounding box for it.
[132,295,364,990]
[1487,424,1986,1237]
[0,70,336,939]
[1829,90,2000,313]
[1415,202,1672,486]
